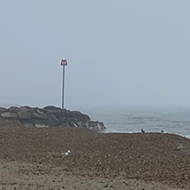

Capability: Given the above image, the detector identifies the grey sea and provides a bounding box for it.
[81,107,190,138]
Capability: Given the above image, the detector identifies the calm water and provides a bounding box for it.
[81,107,190,138]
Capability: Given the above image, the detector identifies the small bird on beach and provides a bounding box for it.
[62,150,71,157]
[141,129,145,133]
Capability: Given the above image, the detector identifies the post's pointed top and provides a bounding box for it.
[61,59,67,66]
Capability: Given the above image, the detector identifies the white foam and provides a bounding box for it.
[104,129,190,139]
[184,134,190,139]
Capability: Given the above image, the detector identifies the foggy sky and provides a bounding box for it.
[0,0,190,109]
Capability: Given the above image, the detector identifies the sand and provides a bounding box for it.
[0,124,190,189]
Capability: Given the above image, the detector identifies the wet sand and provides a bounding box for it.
[0,124,190,189]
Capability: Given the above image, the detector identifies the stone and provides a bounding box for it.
[7,107,20,113]
[44,106,62,111]
[1,112,17,119]
[68,121,78,128]
[17,111,32,120]
[70,111,90,122]
[0,107,7,113]
[87,121,106,132]
[32,112,47,120]
[76,121,88,127]
[47,114,60,126]
[19,106,32,112]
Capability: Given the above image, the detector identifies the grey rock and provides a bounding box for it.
[19,106,32,112]
[68,121,78,128]
[32,112,47,120]
[0,107,7,113]
[76,121,88,127]
[70,111,90,122]
[87,121,106,132]
[44,106,62,111]
[1,112,17,119]
[17,111,32,120]
[47,114,60,126]
[8,107,19,113]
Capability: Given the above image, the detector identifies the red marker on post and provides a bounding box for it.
[61,60,67,109]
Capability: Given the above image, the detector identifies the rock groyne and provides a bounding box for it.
[0,106,106,132]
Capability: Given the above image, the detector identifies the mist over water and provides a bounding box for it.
[1,1,190,142]
[1,1,190,109]
[81,107,190,137]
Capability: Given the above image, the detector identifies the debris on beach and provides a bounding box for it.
[176,143,183,151]
[62,150,71,157]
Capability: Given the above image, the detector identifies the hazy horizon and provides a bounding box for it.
[1,1,190,110]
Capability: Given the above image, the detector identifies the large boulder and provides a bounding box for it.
[70,111,90,122]
[44,106,62,111]
[1,112,17,119]
[47,114,60,126]
[17,111,32,120]
[32,112,47,120]
[87,121,106,132]
[0,108,7,113]
[7,107,20,113]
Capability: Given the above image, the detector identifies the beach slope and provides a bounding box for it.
[0,125,189,189]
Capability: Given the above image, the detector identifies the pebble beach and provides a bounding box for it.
[0,123,190,190]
